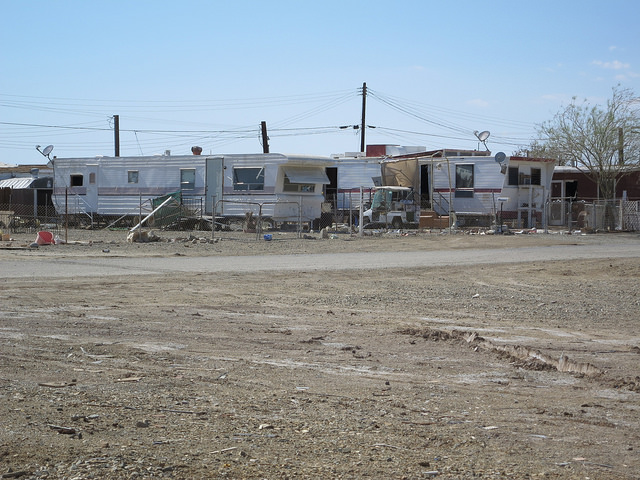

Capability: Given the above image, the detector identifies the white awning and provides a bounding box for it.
[282,166,330,184]
[0,177,34,189]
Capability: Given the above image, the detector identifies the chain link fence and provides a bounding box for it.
[4,196,640,235]
[0,195,310,237]
[548,198,640,232]
[0,196,209,234]
[0,202,60,234]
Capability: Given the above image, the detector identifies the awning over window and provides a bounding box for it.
[0,177,35,189]
[282,166,330,184]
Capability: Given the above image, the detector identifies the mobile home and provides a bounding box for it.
[324,146,428,222]
[51,152,333,225]
[324,153,382,222]
[381,151,556,228]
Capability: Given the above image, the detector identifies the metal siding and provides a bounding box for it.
[331,158,381,210]
[336,161,381,190]
[51,154,333,220]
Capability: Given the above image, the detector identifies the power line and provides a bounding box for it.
[1,86,544,157]
[0,121,111,131]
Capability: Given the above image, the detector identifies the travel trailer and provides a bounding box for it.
[324,153,382,224]
[380,151,556,229]
[51,152,333,226]
[324,146,427,224]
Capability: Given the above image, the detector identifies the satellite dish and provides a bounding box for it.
[495,152,506,164]
[42,145,54,156]
[474,130,490,142]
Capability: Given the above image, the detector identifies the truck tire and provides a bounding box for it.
[391,217,403,229]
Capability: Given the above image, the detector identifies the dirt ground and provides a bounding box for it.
[1,228,639,479]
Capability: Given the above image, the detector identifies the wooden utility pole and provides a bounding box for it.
[360,82,367,153]
[261,121,270,153]
[618,127,624,165]
[114,115,120,157]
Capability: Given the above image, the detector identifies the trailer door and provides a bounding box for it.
[85,164,99,213]
[205,157,224,215]
[420,163,431,208]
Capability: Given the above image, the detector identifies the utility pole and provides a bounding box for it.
[618,127,624,165]
[261,121,270,153]
[114,115,120,157]
[360,82,367,153]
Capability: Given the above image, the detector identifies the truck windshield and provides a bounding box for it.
[371,189,392,210]
[371,189,414,210]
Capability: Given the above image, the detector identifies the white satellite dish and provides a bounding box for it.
[36,144,55,159]
[474,130,490,142]
[494,152,506,164]
[474,130,491,151]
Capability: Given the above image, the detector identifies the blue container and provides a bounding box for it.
[263,234,273,241]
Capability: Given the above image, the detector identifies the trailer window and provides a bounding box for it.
[508,167,519,186]
[233,167,264,191]
[128,170,139,184]
[180,168,196,191]
[283,175,315,192]
[455,164,474,197]
[70,174,83,187]
[531,168,541,186]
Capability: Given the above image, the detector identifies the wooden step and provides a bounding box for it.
[419,212,450,229]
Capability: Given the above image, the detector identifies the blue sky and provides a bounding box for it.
[2,0,639,165]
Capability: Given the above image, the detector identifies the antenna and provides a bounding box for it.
[495,152,507,173]
[36,144,54,159]
[474,130,490,151]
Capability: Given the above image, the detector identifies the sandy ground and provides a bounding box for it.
[1,228,639,479]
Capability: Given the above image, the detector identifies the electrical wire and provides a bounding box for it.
[0,86,543,156]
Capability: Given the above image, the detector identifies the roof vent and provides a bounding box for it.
[191,146,203,155]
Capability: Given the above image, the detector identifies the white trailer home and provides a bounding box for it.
[323,146,427,223]
[380,151,556,228]
[51,152,333,225]
[324,153,383,222]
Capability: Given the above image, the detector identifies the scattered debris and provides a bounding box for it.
[210,447,238,454]
[372,443,404,450]
[37,381,76,388]
[48,424,76,435]
[115,376,143,383]
[127,230,161,243]
[1,469,30,478]
[243,212,256,232]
